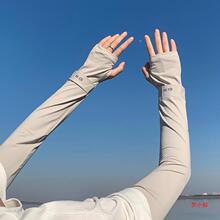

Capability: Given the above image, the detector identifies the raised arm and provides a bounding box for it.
[0,33,134,188]
[132,29,191,220]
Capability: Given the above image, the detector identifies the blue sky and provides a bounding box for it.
[0,0,220,202]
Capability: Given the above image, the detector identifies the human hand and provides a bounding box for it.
[142,29,182,89]
[77,32,134,85]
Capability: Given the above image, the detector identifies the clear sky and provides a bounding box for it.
[0,0,220,202]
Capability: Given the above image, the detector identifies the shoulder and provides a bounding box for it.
[105,187,152,220]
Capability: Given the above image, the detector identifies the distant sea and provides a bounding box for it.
[166,199,220,220]
[23,199,220,219]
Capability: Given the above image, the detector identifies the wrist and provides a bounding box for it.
[69,70,97,94]
[158,84,185,100]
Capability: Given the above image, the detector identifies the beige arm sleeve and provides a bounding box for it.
[0,75,94,187]
[0,43,118,188]
[132,53,191,220]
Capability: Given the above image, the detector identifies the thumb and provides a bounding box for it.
[141,62,150,79]
[109,62,126,79]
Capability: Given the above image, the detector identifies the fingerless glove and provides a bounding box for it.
[148,51,182,89]
[70,44,118,92]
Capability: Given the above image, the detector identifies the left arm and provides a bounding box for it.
[0,33,134,188]
[132,30,191,220]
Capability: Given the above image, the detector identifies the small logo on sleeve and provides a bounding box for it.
[75,74,83,81]
[163,87,173,92]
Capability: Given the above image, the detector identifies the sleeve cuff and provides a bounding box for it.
[68,70,97,94]
[159,84,185,100]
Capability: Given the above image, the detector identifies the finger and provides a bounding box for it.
[103,34,120,50]
[110,31,128,50]
[110,62,126,78]
[170,39,177,51]
[99,35,111,46]
[144,35,155,57]
[141,63,150,79]
[154,29,163,54]
[113,36,134,56]
[162,32,170,52]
